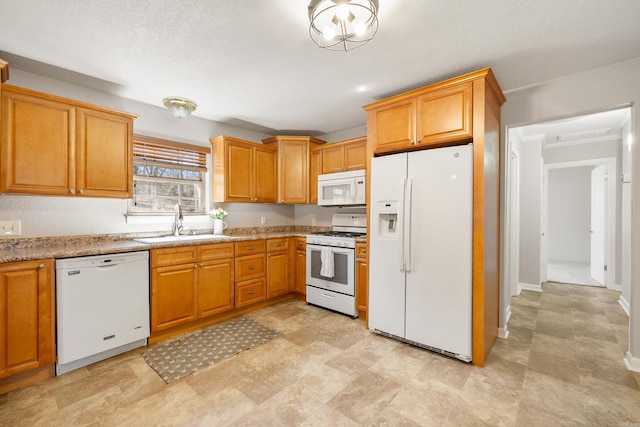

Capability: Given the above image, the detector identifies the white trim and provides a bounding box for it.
[543,134,621,149]
[519,282,543,292]
[505,304,512,324]
[619,295,631,316]
[498,327,510,339]
[624,352,640,373]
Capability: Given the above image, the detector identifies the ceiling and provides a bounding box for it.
[1,0,640,136]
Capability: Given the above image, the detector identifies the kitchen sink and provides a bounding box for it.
[134,234,234,244]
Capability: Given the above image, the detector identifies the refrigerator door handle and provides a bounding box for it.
[405,177,413,272]
[399,177,406,272]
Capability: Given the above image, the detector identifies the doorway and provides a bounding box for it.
[503,106,631,323]
[542,158,616,287]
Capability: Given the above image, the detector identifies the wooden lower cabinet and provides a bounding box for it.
[150,243,234,332]
[267,238,289,298]
[151,262,198,331]
[198,257,234,318]
[0,259,55,379]
[355,242,368,314]
[294,237,306,295]
[235,240,267,307]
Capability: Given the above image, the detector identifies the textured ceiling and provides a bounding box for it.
[1,0,640,136]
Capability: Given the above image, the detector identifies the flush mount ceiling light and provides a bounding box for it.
[162,96,197,118]
[308,0,379,52]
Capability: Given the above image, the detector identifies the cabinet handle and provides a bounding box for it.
[38,264,45,269]
[247,246,255,251]
[247,265,256,270]
[78,189,84,195]
[247,290,256,294]
[274,243,282,247]
[69,189,75,194]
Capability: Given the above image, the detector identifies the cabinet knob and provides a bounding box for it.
[69,189,75,194]
[78,189,84,195]
[200,263,204,267]
[416,139,421,144]
[38,264,45,269]
[194,264,198,268]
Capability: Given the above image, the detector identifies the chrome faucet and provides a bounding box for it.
[173,203,184,236]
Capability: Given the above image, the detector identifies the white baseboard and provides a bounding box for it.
[624,352,640,373]
[498,327,510,339]
[519,282,542,292]
[608,283,622,292]
[619,295,630,316]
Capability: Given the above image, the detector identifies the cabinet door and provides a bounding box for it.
[371,98,415,154]
[76,108,133,198]
[320,144,345,174]
[267,251,288,298]
[0,260,54,378]
[278,140,308,203]
[254,145,277,203]
[198,258,234,318]
[1,89,75,195]
[356,259,368,313]
[226,140,253,202]
[151,264,197,332]
[344,138,367,171]
[416,82,473,146]
[309,147,322,204]
[295,250,306,294]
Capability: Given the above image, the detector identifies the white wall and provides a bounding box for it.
[547,166,592,263]
[517,138,542,288]
[501,56,640,370]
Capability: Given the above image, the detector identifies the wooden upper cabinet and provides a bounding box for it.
[76,107,133,197]
[320,136,367,174]
[0,84,136,197]
[366,81,473,154]
[0,259,55,379]
[210,135,277,203]
[309,146,322,204]
[262,136,325,204]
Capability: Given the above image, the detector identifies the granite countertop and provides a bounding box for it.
[0,226,333,264]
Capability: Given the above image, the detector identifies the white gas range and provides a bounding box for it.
[306,213,366,318]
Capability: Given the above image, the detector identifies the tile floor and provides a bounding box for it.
[1,282,639,426]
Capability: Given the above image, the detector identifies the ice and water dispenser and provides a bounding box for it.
[377,201,399,238]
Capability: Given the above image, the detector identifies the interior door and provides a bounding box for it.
[590,165,606,285]
[540,167,548,284]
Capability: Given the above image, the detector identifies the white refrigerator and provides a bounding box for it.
[368,144,473,362]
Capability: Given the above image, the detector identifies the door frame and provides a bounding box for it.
[542,157,617,289]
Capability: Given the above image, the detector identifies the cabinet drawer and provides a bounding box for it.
[356,242,367,260]
[235,278,266,307]
[198,242,234,261]
[295,237,306,251]
[235,254,266,282]
[235,240,266,257]
[151,246,198,267]
[267,238,288,253]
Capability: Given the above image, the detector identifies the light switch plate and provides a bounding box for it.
[0,220,21,236]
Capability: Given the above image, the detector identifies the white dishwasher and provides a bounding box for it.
[56,251,150,375]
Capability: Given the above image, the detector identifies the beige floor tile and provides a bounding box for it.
[385,376,459,425]
[184,387,256,426]
[519,370,586,424]
[328,371,402,425]
[582,375,640,424]
[415,353,473,390]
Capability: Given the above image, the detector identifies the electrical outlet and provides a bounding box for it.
[261,216,267,225]
[0,220,21,236]
[311,218,317,226]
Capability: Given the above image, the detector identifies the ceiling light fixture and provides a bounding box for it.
[162,96,197,118]
[308,0,379,52]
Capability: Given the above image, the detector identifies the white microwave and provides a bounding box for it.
[317,170,366,206]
